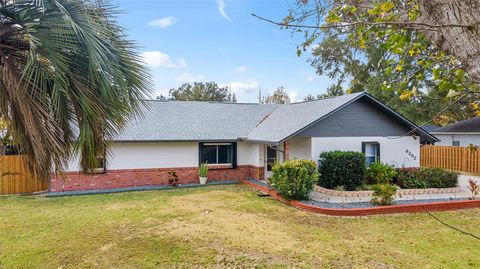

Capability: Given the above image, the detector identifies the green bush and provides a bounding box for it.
[419,167,458,188]
[394,168,427,189]
[365,162,397,184]
[269,159,319,200]
[394,167,458,189]
[318,151,365,191]
[371,184,397,206]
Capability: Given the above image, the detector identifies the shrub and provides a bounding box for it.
[269,159,319,200]
[371,184,397,206]
[394,168,427,189]
[318,151,365,191]
[167,171,179,187]
[468,179,479,198]
[419,167,458,188]
[394,167,458,189]
[365,162,397,184]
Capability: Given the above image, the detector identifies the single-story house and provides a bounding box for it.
[51,92,438,192]
[429,117,480,147]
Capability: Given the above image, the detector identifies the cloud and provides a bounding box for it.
[148,17,178,28]
[176,73,206,82]
[222,80,259,95]
[140,51,187,68]
[217,0,233,23]
[308,43,321,53]
[234,66,247,74]
[288,91,299,102]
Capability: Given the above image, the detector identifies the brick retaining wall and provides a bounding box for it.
[51,165,264,192]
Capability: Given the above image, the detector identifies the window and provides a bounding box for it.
[452,141,460,146]
[199,142,236,166]
[362,142,380,166]
[84,154,106,174]
[266,147,277,171]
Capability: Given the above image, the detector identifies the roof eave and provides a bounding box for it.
[430,132,480,135]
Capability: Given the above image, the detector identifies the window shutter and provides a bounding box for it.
[232,142,237,168]
[376,143,380,162]
[198,142,204,166]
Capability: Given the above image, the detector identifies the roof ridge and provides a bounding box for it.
[289,91,366,105]
[142,99,281,106]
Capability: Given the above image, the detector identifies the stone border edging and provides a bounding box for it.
[240,179,480,216]
[313,185,461,198]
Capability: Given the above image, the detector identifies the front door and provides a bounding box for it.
[265,146,277,179]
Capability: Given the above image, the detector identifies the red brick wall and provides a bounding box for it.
[50,165,264,192]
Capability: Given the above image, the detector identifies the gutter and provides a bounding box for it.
[430,132,480,135]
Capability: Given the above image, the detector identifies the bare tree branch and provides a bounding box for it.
[252,13,476,30]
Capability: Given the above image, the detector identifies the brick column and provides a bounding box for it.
[283,141,289,161]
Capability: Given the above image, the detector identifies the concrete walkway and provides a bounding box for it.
[309,174,480,203]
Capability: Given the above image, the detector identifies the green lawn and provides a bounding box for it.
[0,185,479,268]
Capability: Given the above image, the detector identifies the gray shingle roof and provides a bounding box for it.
[432,117,480,133]
[246,92,365,142]
[420,124,440,132]
[115,101,278,141]
[113,92,437,143]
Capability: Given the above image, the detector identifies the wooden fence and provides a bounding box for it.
[0,155,48,195]
[421,145,480,175]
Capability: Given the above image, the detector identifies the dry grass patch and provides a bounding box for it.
[0,185,479,268]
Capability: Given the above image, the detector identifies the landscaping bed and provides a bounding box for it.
[242,178,480,216]
[45,180,239,197]
[302,197,465,209]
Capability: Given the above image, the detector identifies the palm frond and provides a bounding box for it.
[0,0,152,180]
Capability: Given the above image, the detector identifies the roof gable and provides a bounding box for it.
[245,92,365,142]
[295,97,411,137]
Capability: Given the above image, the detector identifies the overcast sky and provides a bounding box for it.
[114,0,333,102]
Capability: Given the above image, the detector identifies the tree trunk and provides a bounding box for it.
[417,0,480,82]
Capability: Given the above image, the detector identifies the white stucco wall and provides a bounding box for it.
[66,141,199,171]
[432,134,480,147]
[66,141,262,172]
[237,142,261,166]
[288,137,312,160]
[310,136,420,167]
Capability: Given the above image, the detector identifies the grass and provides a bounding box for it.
[0,185,479,268]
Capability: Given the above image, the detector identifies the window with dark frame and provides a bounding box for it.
[266,147,277,171]
[362,142,380,166]
[452,141,460,146]
[84,153,106,174]
[199,142,236,166]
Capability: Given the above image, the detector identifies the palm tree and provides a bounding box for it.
[0,0,152,180]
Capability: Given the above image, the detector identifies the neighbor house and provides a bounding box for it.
[429,117,480,147]
[50,92,438,192]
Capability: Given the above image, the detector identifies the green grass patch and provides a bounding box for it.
[0,185,479,268]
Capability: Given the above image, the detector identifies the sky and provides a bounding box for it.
[113,0,333,102]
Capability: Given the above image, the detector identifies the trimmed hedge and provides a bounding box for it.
[318,151,365,191]
[394,167,459,189]
[269,159,319,200]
